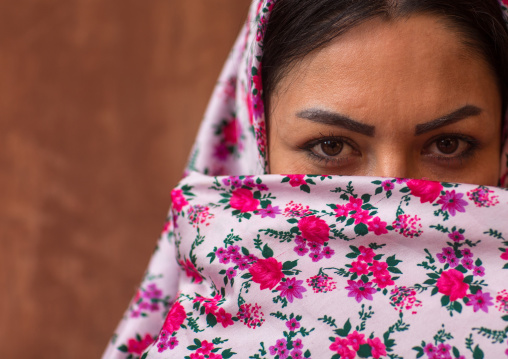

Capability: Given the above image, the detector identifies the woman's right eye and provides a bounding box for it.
[315,140,344,157]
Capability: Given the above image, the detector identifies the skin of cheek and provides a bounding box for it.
[267,15,502,186]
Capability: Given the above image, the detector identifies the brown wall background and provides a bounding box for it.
[0,1,251,357]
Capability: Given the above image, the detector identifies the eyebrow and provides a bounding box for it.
[414,105,482,135]
[296,109,376,137]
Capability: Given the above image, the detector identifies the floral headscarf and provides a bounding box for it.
[103,1,508,359]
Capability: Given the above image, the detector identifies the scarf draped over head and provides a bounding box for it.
[103,1,508,358]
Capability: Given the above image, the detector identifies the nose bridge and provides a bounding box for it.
[370,147,410,179]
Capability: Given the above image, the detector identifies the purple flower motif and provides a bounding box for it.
[461,257,474,270]
[256,183,269,191]
[256,204,281,219]
[294,244,309,257]
[237,261,250,270]
[291,349,303,359]
[293,339,303,349]
[447,256,459,268]
[461,248,473,258]
[285,318,301,331]
[231,253,244,264]
[382,180,394,191]
[437,343,451,355]
[308,242,322,252]
[437,190,468,216]
[243,176,256,188]
[473,266,485,277]
[436,252,447,263]
[345,280,377,303]
[226,267,237,279]
[309,251,324,262]
[218,254,231,265]
[214,143,229,161]
[230,176,242,188]
[442,247,455,257]
[322,246,335,259]
[466,290,493,313]
[221,178,231,186]
[448,230,465,242]
[275,278,307,303]
[423,343,437,355]
[227,245,240,255]
[167,337,178,350]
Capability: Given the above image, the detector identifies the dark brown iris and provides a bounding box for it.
[321,140,343,156]
[436,137,459,154]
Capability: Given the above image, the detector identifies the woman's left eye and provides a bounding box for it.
[423,135,477,159]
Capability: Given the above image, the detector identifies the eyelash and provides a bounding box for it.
[299,133,480,167]
[298,133,359,166]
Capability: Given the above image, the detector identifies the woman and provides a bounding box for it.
[103,0,508,358]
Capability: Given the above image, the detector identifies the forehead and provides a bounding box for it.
[272,14,500,128]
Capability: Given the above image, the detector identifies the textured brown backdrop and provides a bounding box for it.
[0,1,251,357]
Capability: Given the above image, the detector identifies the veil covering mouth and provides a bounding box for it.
[103,1,508,358]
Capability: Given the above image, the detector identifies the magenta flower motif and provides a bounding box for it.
[334,205,348,217]
[437,190,468,216]
[448,230,465,242]
[345,280,377,303]
[256,204,281,218]
[226,267,237,279]
[275,277,307,303]
[473,266,485,277]
[309,251,324,262]
[461,248,473,258]
[351,209,372,225]
[349,260,370,275]
[358,245,376,263]
[461,257,474,270]
[294,244,309,257]
[322,246,335,259]
[285,318,301,331]
[466,290,493,313]
[382,180,394,191]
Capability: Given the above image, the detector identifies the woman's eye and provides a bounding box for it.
[424,135,475,158]
[317,140,343,157]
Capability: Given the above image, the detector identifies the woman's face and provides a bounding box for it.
[267,15,502,185]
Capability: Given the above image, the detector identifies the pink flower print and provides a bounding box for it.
[208,354,223,359]
[285,318,301,331]
[218,254,231,265]
[223,118,240,145]
[424,343,438,356]
[442,247,455,257]
[256,183,268,192]
[291,349,303,359]
[308,241,322,252]
[276,277,307,303]
[382,180,394,191]
[287,174,306,187]
[437,190,468,216]
[179,258,203,283]
[358,246,376,263]
[322,246,335,259]
[448,256,459,268]
[295,235,305,246]
[256,204,281,218]
[501,249,508,261]
[197,340,214,356]
[466,290,493,313]
[346,279,377,302]
[351,209,372,225]
[306,275,337,293]
[213,142,230,161]
[227,245,240,256]
[367,337,387,359]
[230,188,259,212]
[237,303,265,329]
[237,260,250,271]
[392,214,423,238]
[190,353,205,359]
[496,290,508,313]
[448,230,465,242]
[309,251,324,262]
[171,189,188,212]
[270,338,288,357]
[369,260,389,277]
[407,179,443,203]
[461,248,473,258]
[473,266,485,277]
[349,260,370,275]
[436,252,447,263]
[437,343,451,356]
[347,331,366,351]
[249,257,285,290]
[293,339,303,350]
[127,334,154,355]
[329,338,352,356]
[334,204,349,217]
[298,215,330,245]
[167,336,178,350]
[162,301,186,333]
[368,217,388,235]
[437,269,469,301]
[346,196,363,212]
[294,244,309,257]
[215,307,234,328]
[373,274,394,289]
[226,267,237,279]
[461,257,474,270]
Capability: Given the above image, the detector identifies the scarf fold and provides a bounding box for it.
[102,1,508,358]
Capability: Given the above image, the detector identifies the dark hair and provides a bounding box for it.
[262,0,508,107]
